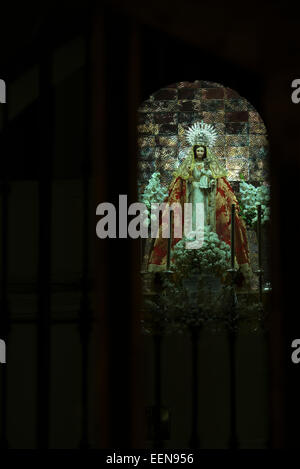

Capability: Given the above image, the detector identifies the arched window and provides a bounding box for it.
[138,80,270,287]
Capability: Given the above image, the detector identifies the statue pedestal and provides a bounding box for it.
[182,271,223,306]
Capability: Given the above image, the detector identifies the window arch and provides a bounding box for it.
[138,80,269,193]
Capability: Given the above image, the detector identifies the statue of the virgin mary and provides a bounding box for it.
[147,121,251,285]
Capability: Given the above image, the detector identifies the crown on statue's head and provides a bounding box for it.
[185,121,218,147]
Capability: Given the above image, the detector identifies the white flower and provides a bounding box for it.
[238,181,270,227]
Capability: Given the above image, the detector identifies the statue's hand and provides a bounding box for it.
[209,178,216,188]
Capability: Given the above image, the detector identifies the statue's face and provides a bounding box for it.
[195,146,205,159]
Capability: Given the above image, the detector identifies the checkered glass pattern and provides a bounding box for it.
[138,80,269,195]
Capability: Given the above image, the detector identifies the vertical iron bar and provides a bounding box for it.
[228,326,238,449]
[153,333,163,448]
[140,237,144,270]
[36,49,53,449]
[91,7,110,447]
[189,326,200,449]
[128,18,144,448]
[166,211,173,271]
[0,91,10,449]
[231,204,235,269]
[105,7,132,447]
[228,203,238,449]
[257,204,263,302]
[78,17,92,449]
